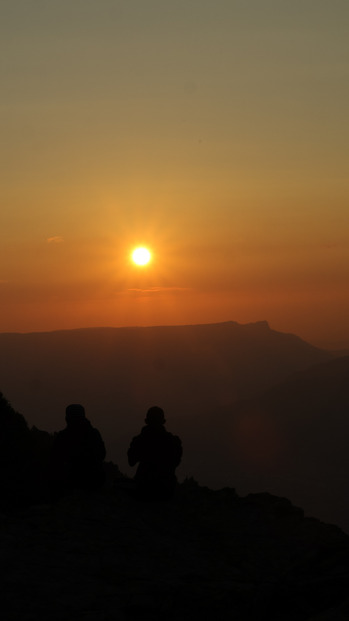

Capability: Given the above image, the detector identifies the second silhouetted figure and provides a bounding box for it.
[128,406,182,501]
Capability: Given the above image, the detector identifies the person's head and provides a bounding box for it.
[145,406,166,427]
[65,403,86,426]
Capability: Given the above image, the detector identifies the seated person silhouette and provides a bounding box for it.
[50,404,106,498]
[127,406,182,501]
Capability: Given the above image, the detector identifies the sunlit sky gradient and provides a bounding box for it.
[1,1,349,347]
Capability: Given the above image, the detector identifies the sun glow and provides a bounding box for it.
[132,246,151,266]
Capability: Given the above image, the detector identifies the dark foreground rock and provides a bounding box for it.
[1,480,349,621]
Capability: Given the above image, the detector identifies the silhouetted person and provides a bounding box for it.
[50,404,106,498]
[128,406,182,501]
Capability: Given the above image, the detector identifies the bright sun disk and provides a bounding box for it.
[132,247,151,266]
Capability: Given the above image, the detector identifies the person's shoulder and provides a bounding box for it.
[129,429,143,444]
[166,430,181,441]
[90,425,105,442]
[90,423,100,434]
[139,425,151,436]
[165,431,182,448]
[169,432,182,451]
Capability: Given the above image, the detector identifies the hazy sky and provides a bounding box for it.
[1,1,349,347]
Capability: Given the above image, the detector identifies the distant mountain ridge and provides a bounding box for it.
[0,320,330,430]
[0,320,333,498]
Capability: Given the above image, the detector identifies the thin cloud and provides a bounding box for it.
[127,286,191,294]
[47,236,64,244]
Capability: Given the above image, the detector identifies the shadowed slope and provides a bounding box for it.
[204,356,349,532]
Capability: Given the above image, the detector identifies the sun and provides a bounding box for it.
[131,246,151,266]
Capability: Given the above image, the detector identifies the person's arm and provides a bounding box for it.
[172,435,183,467]
[92,429,106,461]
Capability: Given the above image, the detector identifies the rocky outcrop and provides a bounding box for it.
[1,481,349,620]
[1,392,349,620]
[0,392,53,506]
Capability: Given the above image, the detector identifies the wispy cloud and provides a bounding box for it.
[127,286,191,295]
[47,236,64,244]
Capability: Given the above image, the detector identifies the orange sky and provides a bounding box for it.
[1,1,349,348]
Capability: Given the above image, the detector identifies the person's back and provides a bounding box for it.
[128,406,182,501]
[50,404,106,497]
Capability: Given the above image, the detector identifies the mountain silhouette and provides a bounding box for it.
[0,321,331,473]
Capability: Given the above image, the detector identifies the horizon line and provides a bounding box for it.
[0,318,271,336]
